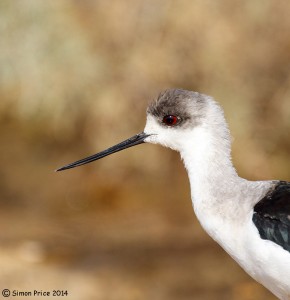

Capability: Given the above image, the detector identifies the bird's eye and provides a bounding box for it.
[162,115,179,126]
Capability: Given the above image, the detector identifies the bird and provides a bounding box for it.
[56,89,290,299]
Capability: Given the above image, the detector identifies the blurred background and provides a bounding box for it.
[0,1,289,299]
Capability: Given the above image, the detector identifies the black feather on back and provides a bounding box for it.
[252,181,290,252]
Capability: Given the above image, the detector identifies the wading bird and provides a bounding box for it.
[57,89,290,299]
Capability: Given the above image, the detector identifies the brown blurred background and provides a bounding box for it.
[0,1,289,299]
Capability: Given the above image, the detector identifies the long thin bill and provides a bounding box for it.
[56,132,150,172]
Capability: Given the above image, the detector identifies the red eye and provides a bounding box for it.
[162,115,179,126]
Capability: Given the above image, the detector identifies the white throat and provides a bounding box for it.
[178,107,248,244]
[181,125,239,203]
[144,98,250,240]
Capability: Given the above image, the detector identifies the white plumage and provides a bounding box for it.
[57,89,290,299]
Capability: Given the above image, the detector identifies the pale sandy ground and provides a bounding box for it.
[0,206,274,300]
[0,2,289,299]
[0,121,276,300]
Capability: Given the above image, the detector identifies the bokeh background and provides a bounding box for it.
[0,1,289,299]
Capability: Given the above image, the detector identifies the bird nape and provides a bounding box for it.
[57,89,290,299]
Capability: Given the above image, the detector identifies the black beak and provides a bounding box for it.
[56,132,150,172]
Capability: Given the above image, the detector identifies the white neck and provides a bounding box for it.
[179,106,246,239]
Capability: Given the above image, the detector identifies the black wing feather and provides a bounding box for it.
[252,181,290,253]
